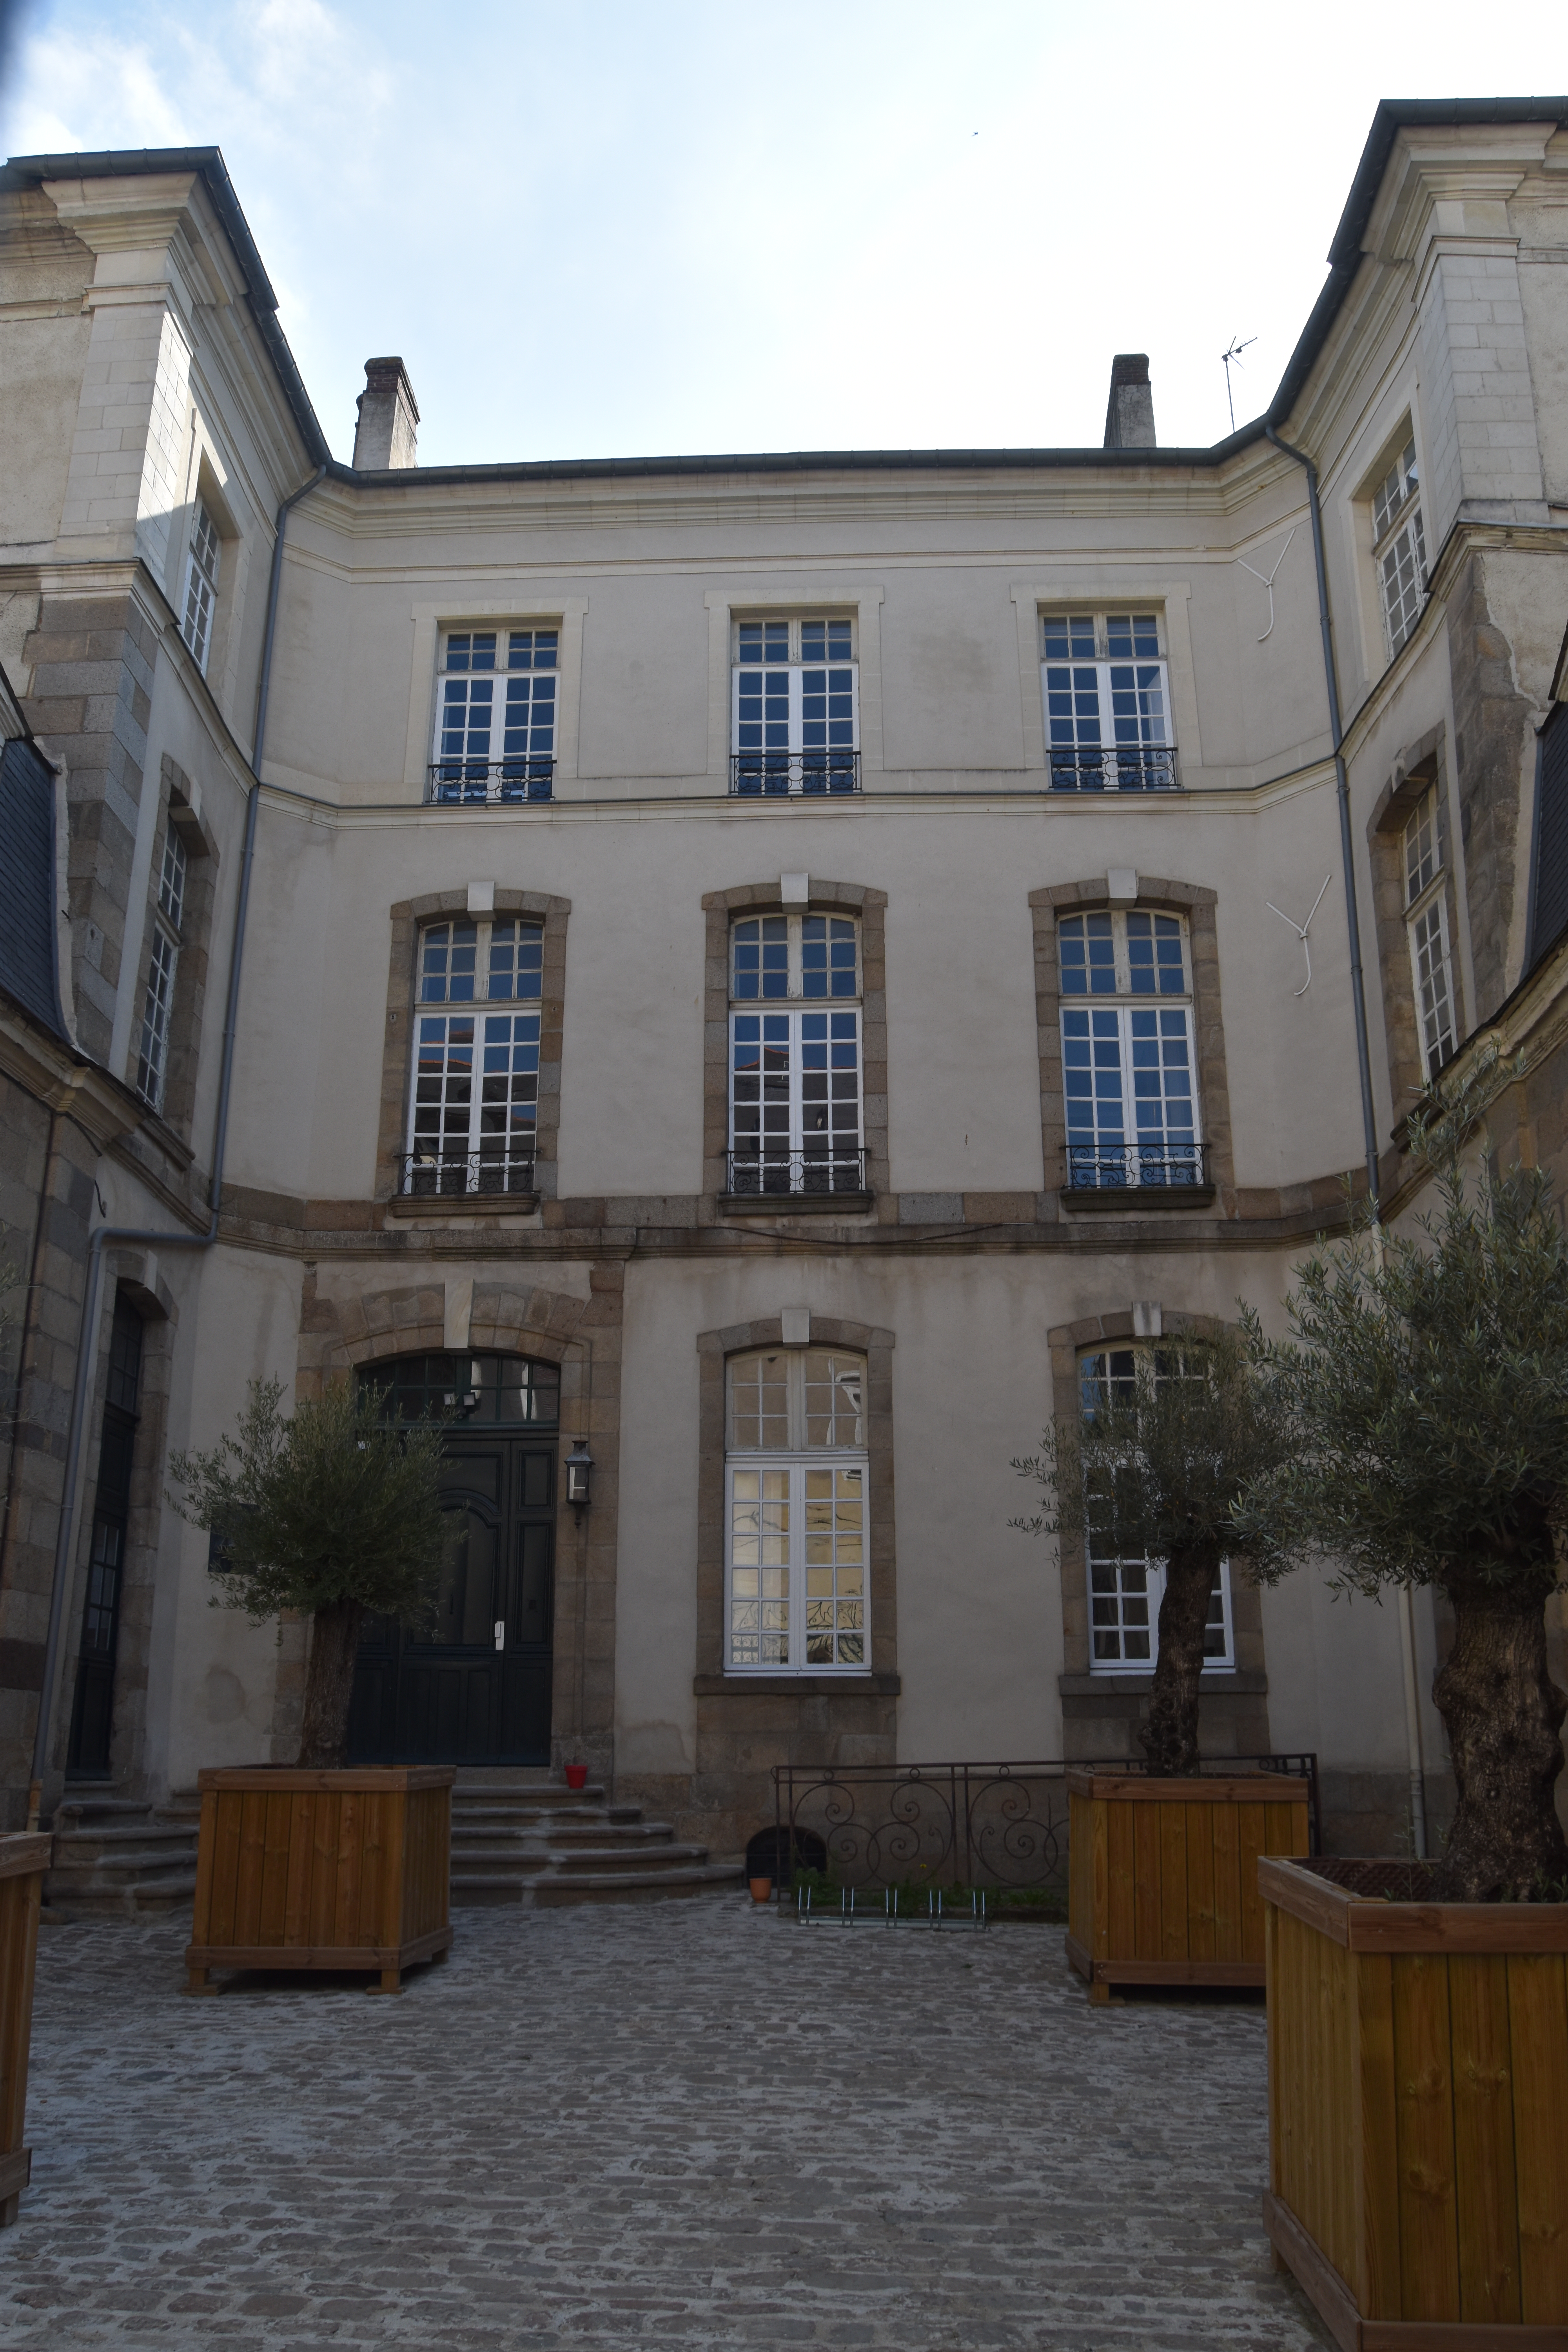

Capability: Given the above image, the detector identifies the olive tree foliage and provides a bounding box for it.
[169,1376,449,1767]
[1011,1325,1294,1775]
[1233,1091,1568,1902]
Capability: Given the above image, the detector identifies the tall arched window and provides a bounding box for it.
[726,1347,867,1671]
[728,911,863,1196]
[405,916,543,1196]
[1058,907,1201,1189]
[1078,1343,1234,1671]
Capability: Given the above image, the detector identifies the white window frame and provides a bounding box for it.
[731,615,859,795]
[134,824,187,1110]
[1040,612,1175,791]
[1371,439,1427,659]
[724,1348,868,1675]
[180,498,220,675]
[1077,1344,1235,1675]
[406,916,544,1197]
[728,913,863,1195]
[429,626,559,804]
[1403,787,1456,1078]
[1058,909,1201,1189]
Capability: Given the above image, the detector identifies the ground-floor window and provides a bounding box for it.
[725,1347,867,1671]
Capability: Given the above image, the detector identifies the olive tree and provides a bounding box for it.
[170,1376,448,1768]
[1012,1325,1293,1775]
[1234,1132,1568,1902]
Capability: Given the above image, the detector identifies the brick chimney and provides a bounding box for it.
[1103,353,1156,450]
[353,356,419,470]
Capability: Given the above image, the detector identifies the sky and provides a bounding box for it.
[0,1,1561,469]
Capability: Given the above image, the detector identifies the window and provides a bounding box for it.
[1040,612,1176,791]
[365,1351,560,1427]
[725,1348,867,1671]
[180,498,220,674]
[728,913,864,1195]
[134,824,187,1110]
[429,629,557,804]
[405,916,543,1196]
[731,617,858,796]
[1058,908,1201,1188]
[1403,786,1455,1078]
[1078,1345,1234,1672]
[1372,439,1427,658]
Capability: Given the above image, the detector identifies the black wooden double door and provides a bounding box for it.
[348,1436,554,1765]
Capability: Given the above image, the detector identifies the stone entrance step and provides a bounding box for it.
[45,1795,200,1919]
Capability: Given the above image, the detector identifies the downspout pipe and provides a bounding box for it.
[27,462,326,1825]
[1264,423,1428,1858]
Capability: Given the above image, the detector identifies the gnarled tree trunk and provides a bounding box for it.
[296,1597,366,1769]
[1432,1564,1568,1901]
[1141,1542,1219,1775]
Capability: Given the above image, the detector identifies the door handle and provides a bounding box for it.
[494,1620,505,1651]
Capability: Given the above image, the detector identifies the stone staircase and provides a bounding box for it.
[450,1771,741,1906]
[41,1773,740,1917]
[44,1790,201,1920]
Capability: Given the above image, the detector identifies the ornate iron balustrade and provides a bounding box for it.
[1049,744,1180,792]
[725,1147,868,1199]
[769,1752,1319,1899]
[730,751,860,798]
[399,1151,537,1200]
[1065,1141,1209,1191]
[426,758,555,805]
[773,1762,1072,1895]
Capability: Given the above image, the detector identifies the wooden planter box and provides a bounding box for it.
[1066,1768,1309,2001]
[1262,1855,1568,2349]
[186,1767,454,1996]
[0,1833,52,2225]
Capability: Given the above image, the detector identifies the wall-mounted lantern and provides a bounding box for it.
[565,1437,594,1510]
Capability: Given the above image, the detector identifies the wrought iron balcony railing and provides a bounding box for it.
[1049,744,1179,792]
[426,758,555,806]
[725,1147,868,1198]
[1065,1141,1208,1191]
[730,751,860,798]
[399,1151,537,1200]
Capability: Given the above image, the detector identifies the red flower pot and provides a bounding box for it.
[749,1877,773,1905]
[564,1764,588,1790]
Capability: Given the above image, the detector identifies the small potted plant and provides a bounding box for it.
[1013,1321,1309,1998]
[170,1376,453,1994]
[1234,1094,1568,2341]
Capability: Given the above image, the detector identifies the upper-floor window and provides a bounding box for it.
[405,916,543,1198]
[1403,785,1455,1077]
[1041,612,1176,792]
[135,823,186,1110]
[429,629,557,806]
[180,499,220,675]
[1372,439,1427,659]
[728,913,864,1197]
[1058,908,1201,1190]
[1077,1343,1234,1672]
[731,617,859,797]
[725,1347,867,1673]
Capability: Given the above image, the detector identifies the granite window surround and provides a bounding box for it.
[1030,878,1235,1213]
[702,879,890,1222]
[1367,728,1469,1129]
[134,755,218,1147]
[695,1314,898,1696]
[1045,1306,1271,1759]
[290,1266,623,1785]
[377,888,570,1211]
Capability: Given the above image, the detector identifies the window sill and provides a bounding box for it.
[693,1673,900,1697]
[384,1191,541,1220]
[1058,1185,1215,1212]
[717,1191,874,1218]
[1059,1670,1266,1697]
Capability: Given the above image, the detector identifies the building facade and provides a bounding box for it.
[2,103,1567,1860]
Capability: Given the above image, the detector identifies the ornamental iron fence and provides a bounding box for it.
[725,1147,868,1199]
[426,758,555,805]
[730,751,860,798]
[1048,745,1180,792]
[398,1151,537,1200]
[1064,1142,1209,1191]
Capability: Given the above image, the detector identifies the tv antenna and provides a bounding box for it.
[1221,335,1256,435]
[1266,874,1332,997]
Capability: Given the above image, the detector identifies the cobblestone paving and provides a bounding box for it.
[4,1900,1332,2351]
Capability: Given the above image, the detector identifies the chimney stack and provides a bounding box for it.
[353,357,419,470]
[1103,353,1156,450]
